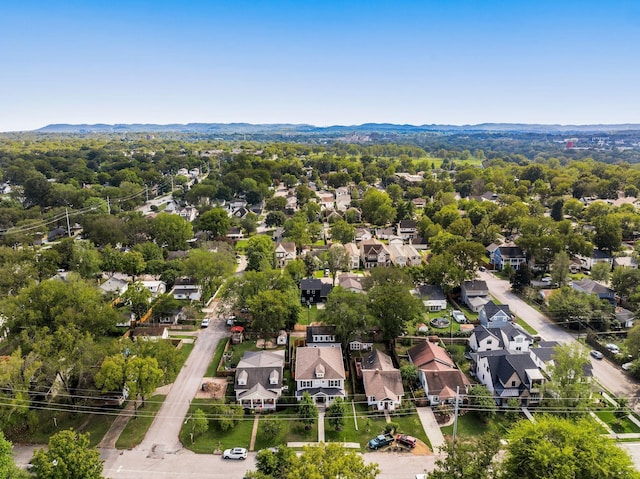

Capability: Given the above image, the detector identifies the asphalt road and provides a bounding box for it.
[477,270,640,400]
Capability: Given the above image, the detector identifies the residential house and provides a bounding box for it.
[615,307,635,328]
[461,280,490,312]
[486,243,500,260]
[395,172,424,184]
[404,244,422,266]
[338,273,364,294]
[360,239,389,269]
[349,335,374,351]
[355,227,373,242]
[375,226,396,241]
[579,249,614,270]
[99,276,129,296]
[570,278,615,303]
[335,187,352,211]
[614,256,638,269]
[411,198,427,209]
[387,243,408,267]
[361,349,404,411]
[176,204,198,222]
[343,243,361,270]
[172,277,202,302]
[295,346,346,405]
[415,284,447,312]
[300,278,333,304]
[131,326,169,342]
[478,301,512,327]
[409,236,429,250]
[140,280,167,297]
[396,220,417,240]
[235,350,285,410]
[491,245,526,271]
[275,242,297,268]
[471,350,545,406]
[529,341,594,379]
[317,191,335,210]
[226,227,245,240]
[306,325,340,348]
[469,324,533,353]
[408,340,470,405]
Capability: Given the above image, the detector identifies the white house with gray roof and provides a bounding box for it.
[295,346,346,405]
[235,350,285,410]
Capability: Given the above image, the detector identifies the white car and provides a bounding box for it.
[223,447,247,460]
[200,318,210,328]
[451,310,467,324]
[605,343,620,354]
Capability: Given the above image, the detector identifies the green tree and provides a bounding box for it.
[125,356,163,411]
[361,188,396,226]
[329,220,356,244]
[593,214,622,252]
[31,429,104,479]
[0,431,29,479]
[94,354,126,393]
[298,391,318,430]
[551,251,571,287]
[248,290,291,338]
[324,244,350,285]
[197,207,231,238]
[259,418,285,441]
[326,397,346,431]
[400,363,420,389]
[284,259,306,287]
[428,433,500,479]
[265,211,287,227]
[288,443,380,479]
[121,281,152,321]
[468,385,496,423]
[210,401,244,431]
[542,343,592,415]
[249,446,298,479]
[151,212,194,250]
[70,241,102,278]
[501,416,639,479]
[319,287,370,349]
[246,235,277,271]
[284,214,311,252]
[182,247,236,304]
[191,408,209,442]
[590,261,611,282]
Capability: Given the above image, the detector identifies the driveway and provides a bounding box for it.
[477,270,639,399]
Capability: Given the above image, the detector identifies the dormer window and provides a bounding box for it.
[269,369,279,385]
[237,370,248,386]
[315,364,325,378]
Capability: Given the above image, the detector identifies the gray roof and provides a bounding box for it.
[497,246,525,258]
[571,278,613,295]
[482,300,511,319]
[235,350,285,394]
[417,284,446,301]
[463,280,488,292]
[361,349,396,371]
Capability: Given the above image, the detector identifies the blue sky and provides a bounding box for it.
[1,1,639,131]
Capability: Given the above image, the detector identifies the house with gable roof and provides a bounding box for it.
[414,284,447,312]
[408,340,470,405]
[579,249,613,270]
[570,278,615,303]
[235,350,285,410]
[275,241,297,268]
[469,323,533,353]
[360,239,389,268]
[461,280,490,312]
[295,346,346,405]
[491,245,526,271]
[361,349,404,411]
[470,350,545,406]
[478,301,513,327]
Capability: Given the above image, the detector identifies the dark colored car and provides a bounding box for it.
[396,434,417,448]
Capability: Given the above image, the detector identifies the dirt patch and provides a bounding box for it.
[195,377,228,399]
[412,440,432,455]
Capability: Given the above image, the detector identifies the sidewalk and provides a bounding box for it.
[415,407,445,451]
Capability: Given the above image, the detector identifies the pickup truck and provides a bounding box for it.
[368,434,395,450]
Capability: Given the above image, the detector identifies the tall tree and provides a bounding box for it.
[361,188,396,226]
[467,385,496,423]
[197,207,231,239]
[245,235,277,271]
[428,433,500,479]
[501,416,639,479]
[31,429,104,479]
[319,287,370,349]
[182,248,236,304]
[151,212,194,250]
[121,282,152,321]
[326,397,347,431]
[298,391,318,430]
[324,244,350,285]
[329,219,356,244]
[288,443,380,479]
[125,356,163,411]
[542,343,591,415]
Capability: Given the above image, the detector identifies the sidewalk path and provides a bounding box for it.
[416,407,445,451]
[318,411,325,442]
[249,414,260,451]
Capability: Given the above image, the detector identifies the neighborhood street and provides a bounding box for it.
[478,270,640,400]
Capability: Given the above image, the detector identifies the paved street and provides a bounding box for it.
[478,270,640,399]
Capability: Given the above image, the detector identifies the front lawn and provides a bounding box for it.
[298,304,321,325]
[116,394,167,449]
[595,410,640,434]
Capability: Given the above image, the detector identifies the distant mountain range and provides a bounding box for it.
[34,122,640,134]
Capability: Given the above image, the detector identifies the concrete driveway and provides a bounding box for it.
[477,270,639,399]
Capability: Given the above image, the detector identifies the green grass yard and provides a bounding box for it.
[116,395,167,449]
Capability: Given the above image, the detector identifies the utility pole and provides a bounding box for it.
[65,208,71,237]
[106,196,111,215]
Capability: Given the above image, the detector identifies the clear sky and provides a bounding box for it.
[1,0,639,132]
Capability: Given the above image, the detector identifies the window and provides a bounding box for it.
[300,380,312,388]
[511,380,516,386]
[329,379,341,388]
[487,340,493,345]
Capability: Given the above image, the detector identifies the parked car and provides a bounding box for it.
[590,350,603,360]
[226,316,236,326]
[605,343,620,354]
[396,434,417,448]
[223,448,247,460]
[451,310,467,324]
[368,434,395,450]
[200,318,210,328]
[622,362,633,371]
